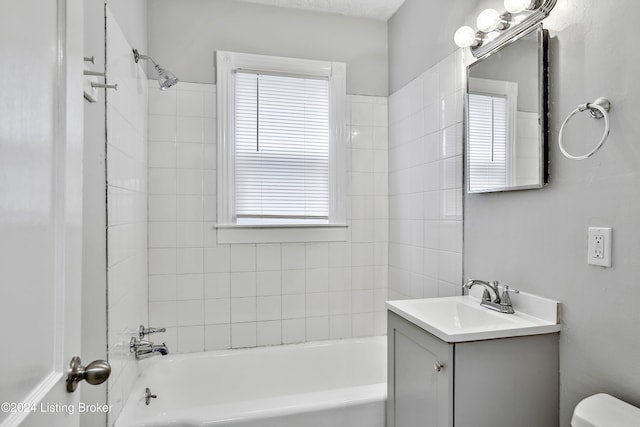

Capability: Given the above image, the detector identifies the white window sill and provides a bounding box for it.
[214,223,348,244]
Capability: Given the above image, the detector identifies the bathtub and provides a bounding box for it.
[115,336,387,427]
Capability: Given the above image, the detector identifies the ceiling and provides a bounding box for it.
[232,0,406,21]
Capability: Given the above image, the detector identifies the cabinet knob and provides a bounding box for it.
[434,362,444,372]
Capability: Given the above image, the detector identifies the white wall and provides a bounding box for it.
[108,0,148,56]
[82,3,149,425]
[105,8,149,424]
[146,0,388,96]
[146,83,389,352]
[81,0,108,425]
[388,51,464,301]
[463,0,640,424]
[388,0,479,93]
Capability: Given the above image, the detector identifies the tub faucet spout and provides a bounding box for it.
[152,343,169,356]
[138,343,168,359]
[130,337,169,359]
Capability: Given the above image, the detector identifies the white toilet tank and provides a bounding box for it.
[571,393,640,427]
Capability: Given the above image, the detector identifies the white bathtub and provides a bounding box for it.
[115,336,387,427]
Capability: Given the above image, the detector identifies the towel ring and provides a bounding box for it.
[558,97,611,160]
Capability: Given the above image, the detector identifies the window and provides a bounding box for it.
[216,51,347,243]
[467,77,517,193]
[235,72,330,224]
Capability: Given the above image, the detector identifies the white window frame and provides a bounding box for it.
[467,77,518,191]
[216,51,347,244]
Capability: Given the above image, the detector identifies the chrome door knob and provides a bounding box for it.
[66,356,111,392]
[434,362,444,372]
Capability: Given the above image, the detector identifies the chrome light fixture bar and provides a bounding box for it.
[454,0,556,58]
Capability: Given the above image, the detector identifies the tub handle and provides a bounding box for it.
[144,387,157,406]
[139,325,167,338]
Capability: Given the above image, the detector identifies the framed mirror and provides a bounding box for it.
[466,24,549,194]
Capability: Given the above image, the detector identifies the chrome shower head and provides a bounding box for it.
[133,48,179,91]
[153,64,179,91]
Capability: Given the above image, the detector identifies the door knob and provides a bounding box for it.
[66,356,111,392]
[434,361,444,372]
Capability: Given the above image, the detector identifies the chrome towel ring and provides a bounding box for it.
[558,97,611,160]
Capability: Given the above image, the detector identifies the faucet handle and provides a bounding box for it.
[139,325,167,338]
[499,285,520,307]
[500,284,520,294]
[144,387,158,406]
[129,337,139,353]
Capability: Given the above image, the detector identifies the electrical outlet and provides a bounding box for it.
[588,227,612,267]
[593,235,604,258]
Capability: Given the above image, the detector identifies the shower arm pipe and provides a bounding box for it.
[133,49,159,66]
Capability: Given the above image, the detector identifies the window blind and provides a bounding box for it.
[467,93,508,192]
[234,71,330,223]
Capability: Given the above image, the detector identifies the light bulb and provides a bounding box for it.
[476,8,502,32]
[454,26,478,48]
[504,0,534,13]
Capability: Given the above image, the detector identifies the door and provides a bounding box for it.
[387,312,454,427]
[0,0,84,426]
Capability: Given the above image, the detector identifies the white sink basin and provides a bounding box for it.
[386,295,560,343]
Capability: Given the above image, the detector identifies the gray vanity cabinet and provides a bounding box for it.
[387,311,559,427]
[388,311,454,427]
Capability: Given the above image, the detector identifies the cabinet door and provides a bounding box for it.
[388,312,454,427]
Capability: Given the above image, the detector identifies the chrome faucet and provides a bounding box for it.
[463,279,500,302]
[130,337,169,359]
[463,279,519,314]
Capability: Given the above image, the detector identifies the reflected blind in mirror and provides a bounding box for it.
[467,93,508,192]
[234,72,330,224]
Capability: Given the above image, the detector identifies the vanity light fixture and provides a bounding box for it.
[504,0,539,14]
[454,0,556,57]
[454,26,482,48]
[476,9,510,33]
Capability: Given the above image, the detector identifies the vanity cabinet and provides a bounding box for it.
[387,311,559,427]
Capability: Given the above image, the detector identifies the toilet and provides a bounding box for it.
[571,393,640,426]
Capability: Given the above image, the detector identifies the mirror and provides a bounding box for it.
[466,24,548,194]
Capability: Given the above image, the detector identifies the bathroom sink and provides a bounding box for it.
[386,295,560,343]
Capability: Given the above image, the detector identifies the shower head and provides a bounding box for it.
[153,64,179,91]
[133,48,179,91]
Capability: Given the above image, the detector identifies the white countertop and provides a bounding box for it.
[386,295,561,343]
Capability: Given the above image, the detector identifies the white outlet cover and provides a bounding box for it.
[588,227,612,267]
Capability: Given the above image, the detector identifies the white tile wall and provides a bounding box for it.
[105,8,149,425]
[388,51,464,301]
[147,85,389,352]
